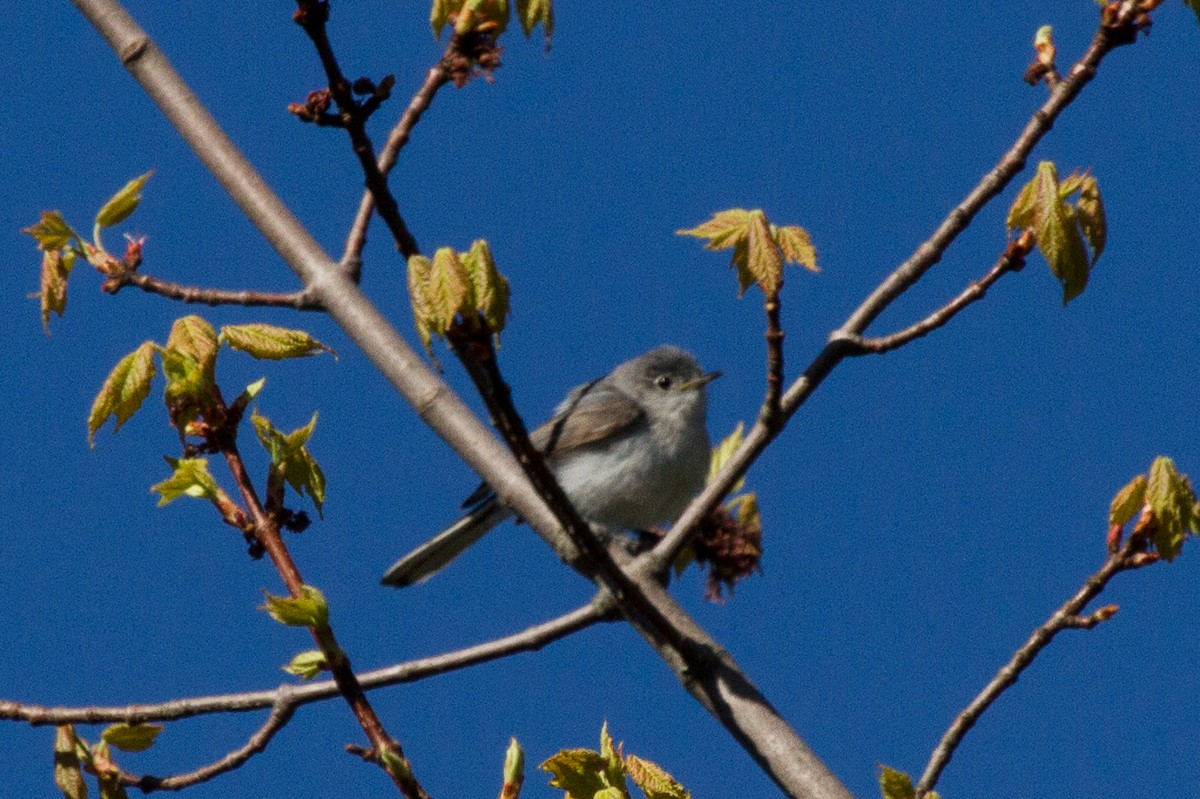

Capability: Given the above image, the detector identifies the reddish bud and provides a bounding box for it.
[1106,522,1123,553]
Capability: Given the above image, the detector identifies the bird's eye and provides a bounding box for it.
[655,375,673,390]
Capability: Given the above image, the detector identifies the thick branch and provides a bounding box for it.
[646,2,1144,572]
[915,534,1149,797]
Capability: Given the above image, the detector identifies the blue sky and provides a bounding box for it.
[3,2,1199,798]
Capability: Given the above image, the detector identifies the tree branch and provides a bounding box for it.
[0,598,609,727]
[915,530,1155,797]
[105,270,322,310]
[645,1,1146,573]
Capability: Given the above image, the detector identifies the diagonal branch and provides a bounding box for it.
[645,1,1147,573]
[106,270,322,310]
[915,529,1157,797]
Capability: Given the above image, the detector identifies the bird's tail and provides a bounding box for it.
[380,498,511,587]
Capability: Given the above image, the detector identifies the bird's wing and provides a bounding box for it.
[530,379,643,458]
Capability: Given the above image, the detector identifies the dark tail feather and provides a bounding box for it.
[381,499,511,587]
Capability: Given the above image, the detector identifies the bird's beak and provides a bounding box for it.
[684,370,723,390]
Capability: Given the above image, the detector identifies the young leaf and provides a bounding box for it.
[1109,474,1147,528]
[23,211,79,251]
[624,755,690,799]
[39,249,72,333]
[1076,176,1106,265]
[878,765,915,799]
[166,316,219,380]
[260,584,330,628]
[428,247,472,327]
[407,254,437,355]
[678,209,816,298]
[516,0,553,38]
[501,737,525,799]
[220,324,332,360]
[160,349,211,421]
[598,723,628,794]
[430,0,461,37]
[745,209,783,296]
[540,749,610,799]
[54,726,88,799]
[1042,202,1091,304]
[677,209,752,250]
[461,239,511,337]
[94,172,152,230]
[88,341,158,446]
[252,410,326,516]
[708,422,746,493]
[100,723,163,753]
[282,649,328,680]
[773,224,819,272]
[150,457,219,506]
[283,449,326,517]
[1145,457,1199,562]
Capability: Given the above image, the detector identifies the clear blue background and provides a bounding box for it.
[3,2,1199,798]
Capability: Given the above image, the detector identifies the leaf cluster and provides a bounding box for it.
[55,722,164,799]
[677,208,818,298]
[1109,457,1200,561]
[540,723,690,799]
[21,172,152,332]
[1007,161,1106,304]
[430,0,553,40]
[407,240,510,358]
[878,765,940,799]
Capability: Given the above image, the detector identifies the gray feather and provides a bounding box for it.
[380,499,512,587]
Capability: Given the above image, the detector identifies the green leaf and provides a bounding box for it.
[88,342,158,446]
[878,765,915,799]
[407,254,437,356]
[220,324,332,360]
[598,722,628,795]
[260,584,330,628]
[516,0,553,38]
[745,209,783,296]
[677,209,752,250]
[1040,193,1091,305]
[23,211,79,251]
[252,410,326,516]
[54,726,88,799]
[428,246,472,327]
[1145,457,1199,562]
[540,749,610,799]
[502,737,525,799]
[39,249,72,333]
[772,223,819,272]
[1109,474,1147,528]
[160,349,210,421]
[98,779,128,799]
[1006,174,1039,232]
[708,422,746,493]
[166,316,219,381]
[430,0,462,37]
[150,457,219,506]
[461,239,511,337]
[282,649,328,679]
[100,723,163,753]
[1076,176,1106,265]
[94,172,152,229]
[624,755,690,799]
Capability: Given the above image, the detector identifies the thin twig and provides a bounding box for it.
[106,271,321,310]
[294,0,419,259]
[644,1,1146,574]
[761,292,784,427]
[838,235,1033,356]
[342,59,451,268]
[0,599,609,726]
[915,532,1153,797]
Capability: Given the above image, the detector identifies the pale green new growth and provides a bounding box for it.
[100,723,164,753]
[1145,456,1200,561]
[877,766,938,799]
[407,240,511,358]
[430,0,553,39]
[708,422,747,493]
[87,341,158,446]
[540,723,690,799]
[1109,473,1147,528]
[252,410,327,515]
[151,458,220,506]
[54,726,87,799]
[283,649,328,680]
[260,585,330,629]
[219,323,333,361]
[94,172,152,231]
[678,208,819,298]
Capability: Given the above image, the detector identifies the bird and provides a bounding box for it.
[381,345,720,587]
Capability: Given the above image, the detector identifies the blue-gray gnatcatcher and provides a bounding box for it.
[381,345,720,587]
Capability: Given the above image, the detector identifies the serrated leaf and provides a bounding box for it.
[88,341,158,446]
[598,723,627,794]
[54,726,88,799]
[101,723,163,753]
[676,209,752,249]
[516,0,553,38]
[461,239,511,336]
[407,254,436,355]
[166,316,219,380]
[220,324,332,360]
[708,422,746,493]
[39,249,72,333]
[1058,169,1087,199]
[1006,174,1039,232]
[540,749,610,799]
[252,410,325,516]
[624,755,690,799]
[23,211,79,251]
[282,649,327,679]
[772,224,819,272]
[1145,457,1199,562]
[430,0,462,37]
[284,448,326,517]
[878,765,915,799]
[745,210,783,296]
[260,584,329,628]
[429,247,472,326]
[1109,474,1147,528]
[1076,176,1106,265]
[151,457,219,506]
[95,172,152,229]
[1040,196,1090,304]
